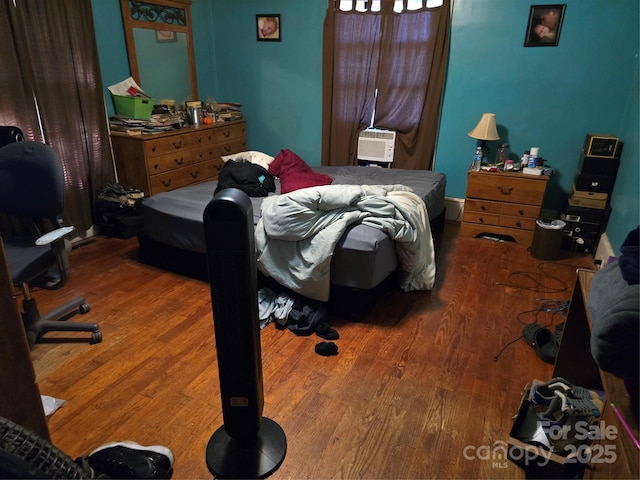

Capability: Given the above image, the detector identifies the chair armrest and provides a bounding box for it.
[35,226,75,246]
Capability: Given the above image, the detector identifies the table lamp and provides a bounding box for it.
[468,113,500,163]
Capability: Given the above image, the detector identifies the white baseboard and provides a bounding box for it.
[595,232,615,268]
[445,197,464,222]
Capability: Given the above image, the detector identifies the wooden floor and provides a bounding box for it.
[29,222,596,479]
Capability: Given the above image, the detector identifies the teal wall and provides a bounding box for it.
[91,0,639,255]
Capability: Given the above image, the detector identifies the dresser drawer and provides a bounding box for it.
[466,172,547,205]
[150,160,220,195]
[210,123,246,144]
[143,133,193,157]
[146,150,196,175]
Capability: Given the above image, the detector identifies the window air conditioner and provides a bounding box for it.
[357,128,396,164]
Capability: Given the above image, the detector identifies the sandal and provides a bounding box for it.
[522,322,559,365]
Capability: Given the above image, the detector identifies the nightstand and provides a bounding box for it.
[460,170,549,246]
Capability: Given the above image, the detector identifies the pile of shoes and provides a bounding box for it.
[523,322,565,364]
[530,377,604,453]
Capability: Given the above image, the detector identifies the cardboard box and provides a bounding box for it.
[113,95,154,120]
[507,381,588,478]
[568,187,608,209]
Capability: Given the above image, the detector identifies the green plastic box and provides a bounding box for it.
[113,95,154,119]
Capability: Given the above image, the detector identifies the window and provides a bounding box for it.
[322,0,450,170]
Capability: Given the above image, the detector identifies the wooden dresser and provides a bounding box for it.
[554,270,639,479]
[111,120,246,196]
[460,170,549,246]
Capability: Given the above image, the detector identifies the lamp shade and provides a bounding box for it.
[468,113,500,141]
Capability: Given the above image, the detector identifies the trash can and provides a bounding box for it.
[530,219,566,261]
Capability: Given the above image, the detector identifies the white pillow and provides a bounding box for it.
[221,151,275,170]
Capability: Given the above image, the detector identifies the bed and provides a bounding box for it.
[138,154,446,320]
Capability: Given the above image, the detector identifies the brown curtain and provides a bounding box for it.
[0,0,115,231]
[322,0,450,170]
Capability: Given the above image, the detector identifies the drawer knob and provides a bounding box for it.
[173,140,182,149]
[498,186,513,195]
[151,146,156,153]
[153,163,158,170]
[174,157,184,165]
[196,136,202,143]
[223,145,231,152]
[480,205,486,211]
[516,221,522,228]
[162,179,172,187]
[478,217,484,223]
[223,131,230,138]
[190,170,199,179]
[518,209,524,216]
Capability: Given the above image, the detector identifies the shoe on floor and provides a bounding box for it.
[531,377,595,406]
[538,390,604,452]
[522,323,559,364]
[87,440,174,479]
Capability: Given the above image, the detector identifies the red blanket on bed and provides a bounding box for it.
[268,149,332,193]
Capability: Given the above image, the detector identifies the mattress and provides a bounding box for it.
[141,166,446,290]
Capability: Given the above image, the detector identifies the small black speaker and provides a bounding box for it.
[203,188,286,479]
[0,126,24,148]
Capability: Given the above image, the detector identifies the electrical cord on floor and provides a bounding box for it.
[493,298,570,362]
[494,261,585,294]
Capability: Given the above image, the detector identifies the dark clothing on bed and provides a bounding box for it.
[215,160,276,197]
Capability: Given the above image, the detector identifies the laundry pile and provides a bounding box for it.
[258,288,340,356]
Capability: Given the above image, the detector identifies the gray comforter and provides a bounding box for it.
[255,184,436,301]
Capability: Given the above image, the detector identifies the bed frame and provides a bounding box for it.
[137,166,446,321]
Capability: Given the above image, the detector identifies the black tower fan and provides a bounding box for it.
[203,188,286,479]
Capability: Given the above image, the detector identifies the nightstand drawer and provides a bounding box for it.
[501,203,541,219]
[499,215,537,230]
[464,198,502,214]
[462,210,500,226]
[467,172,547,205]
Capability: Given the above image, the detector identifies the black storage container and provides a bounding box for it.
[96,183,144,239]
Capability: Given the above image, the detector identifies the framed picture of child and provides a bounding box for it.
[257,15,281,42]
[524,4,566,47]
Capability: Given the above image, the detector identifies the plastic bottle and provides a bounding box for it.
[496,143,512,164]
[471,146,483,171]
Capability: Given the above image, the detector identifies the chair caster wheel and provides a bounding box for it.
[91,331,102,344]
[79,303,91,314]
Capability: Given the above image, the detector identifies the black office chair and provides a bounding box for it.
[0,141,102,348]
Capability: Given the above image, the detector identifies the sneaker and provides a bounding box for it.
[87,441,174,479]
[538,390,604,452]
[531,377,596,407]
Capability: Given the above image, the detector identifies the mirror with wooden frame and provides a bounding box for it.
[120,0,198,104]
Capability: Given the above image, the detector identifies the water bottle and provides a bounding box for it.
[471,146,483,171]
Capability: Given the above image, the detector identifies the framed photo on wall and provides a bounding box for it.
[257,14,281,42]
[524,4,566,47]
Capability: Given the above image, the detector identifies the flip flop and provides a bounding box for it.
[522,322,559,365]
[533,327,559,364]
[522,322,541,347]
